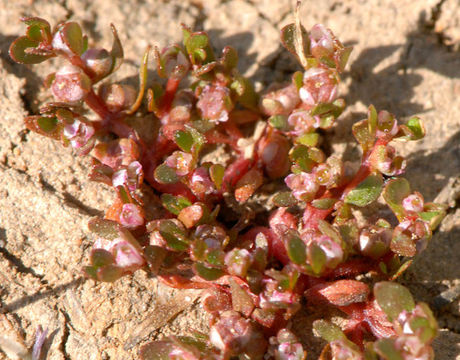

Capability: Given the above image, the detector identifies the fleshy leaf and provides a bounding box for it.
[61,22,84,55]
[311,198,337,210]
[309,243,326,275]
[160,220,188,251]
[109,23,124,73]
[174,130,194,153]
[140,340,173,360]
[193,262,224,280]
[229,277,254,317]
[280,23,309,63]
[154,163,180,184]
[272,192,297,207]
[345,174,383,207]
[373,339,404,360]
[231,76,258,110]
[352,119,374,152]
[161,194,192,215]
[88,217,121,240]
[374,281,415,322]
[285,231,306,265]
[9,36,53,64]
[37,116,58,133]
[221,46,238,69]
[90,249,115,268]
[313,320,346,342]
[210,164,225,190]
[97,264,123,282]
[382,178,411,219]
[398,116,425,141]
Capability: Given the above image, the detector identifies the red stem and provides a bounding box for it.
[158,77,181,116]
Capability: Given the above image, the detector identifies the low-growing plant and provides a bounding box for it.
[9,3,446,359]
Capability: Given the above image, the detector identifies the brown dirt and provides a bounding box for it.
[0,0,459,359]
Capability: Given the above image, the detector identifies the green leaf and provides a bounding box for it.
[210,164,225,190]
[295,132,319,147]
[318,220,342,245]
[368,105,378,137]
[9,36,53,64]
[62,22,84,55]
[88,217,121,240]
[109,23,124,73]
[186,33,208,54]
[398,117,425,141]
[220,46,238,69]
[37,116,58,133]
[230,76,258,110]
[345,174,383,207]
[144,245,167,274]
[83,266,97,280]
[229,277,254,317]
[269,115,289,131]
[292,71,303,90]
[311,198,337,210]
[280,23,309,61]
[140,341,173,360]
[174,130,194,152]
[24,17,51,42]
[161,194,192,215]
[313,320,346,342]
[272,191,297,207]
[352,119,374,152]
[97,264,123,282]
[154,164,179,184]
[309,243,326,275]
[90,249,115,268]
[193,262,224,281]
[285,231,306,265]
[374,281,415,322]
[382,178,411,219]
[374,339,404,360]
[160,220,188,252]
[186,125,206,157]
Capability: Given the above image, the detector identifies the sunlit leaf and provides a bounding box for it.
[374,281,415,322]
[345,174,383,207]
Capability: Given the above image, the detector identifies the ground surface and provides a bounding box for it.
[0,0,459,359]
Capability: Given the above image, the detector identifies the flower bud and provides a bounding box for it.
[51,65,91,104]
[287,110,318,135]
[392,219,431,256]
[210,311,266,356]
[119,203,144,228]
[81,48,113,81]
[189,167,215,197]
[376,110,399,139]
[259,83,300,116]
[358,226,391,259]
[112,161,143,191]
[259,131,291,179]
[99,83,137,112]
[302,231,344,269]
[402,192,424,213]
[63,117,95,149]
[299,67,338,107]
[225,248,252,277]
[165,151,194,176]
[197,84,233,123]
[372,145,406,176]
[93,236,144,272]
[285,172,319,202]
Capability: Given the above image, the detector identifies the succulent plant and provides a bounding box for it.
[10,3,445,358]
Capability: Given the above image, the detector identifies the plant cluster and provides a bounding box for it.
[9,7,446,359]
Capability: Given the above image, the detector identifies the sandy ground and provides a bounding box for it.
[0,0,459,359]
